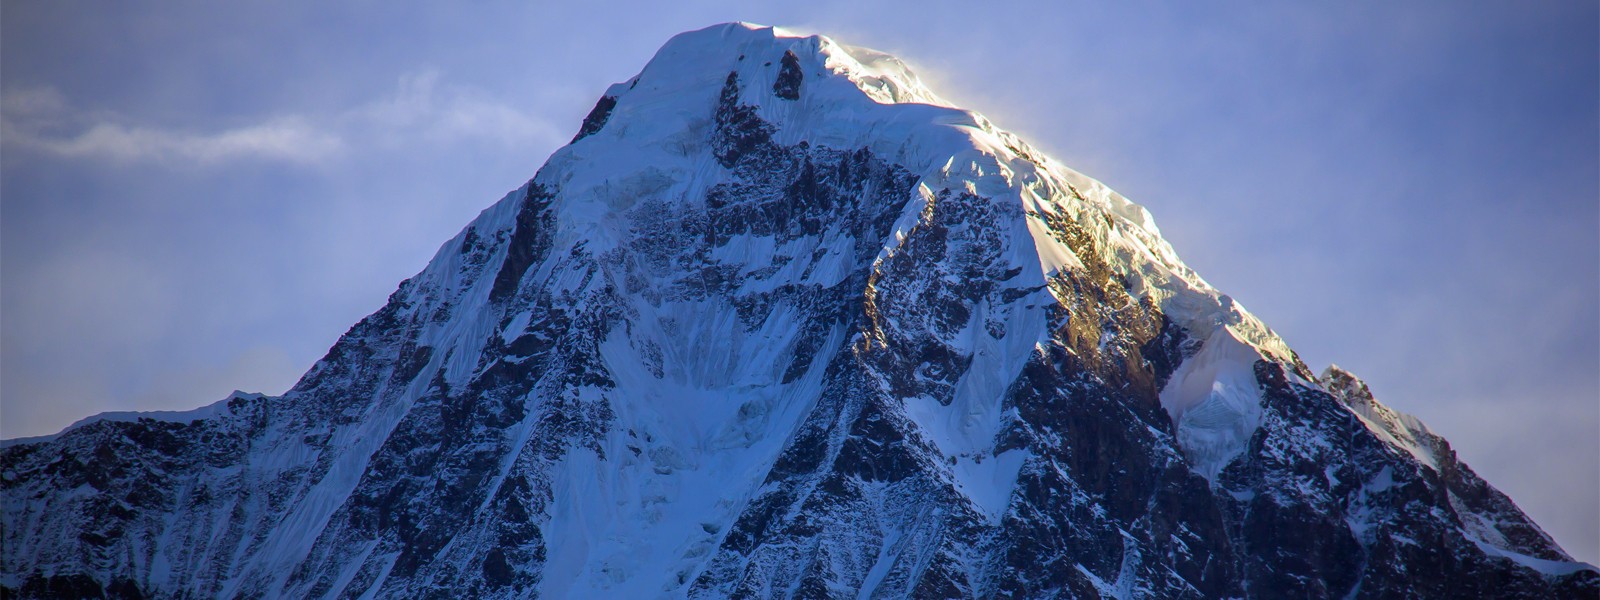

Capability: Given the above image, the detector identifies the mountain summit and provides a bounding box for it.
[3,23,1593,599]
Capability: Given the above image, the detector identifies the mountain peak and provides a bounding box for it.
[3,23,1593,600]
[546,22,1295,368]
[561,22,959,176]
[631,23,949,109]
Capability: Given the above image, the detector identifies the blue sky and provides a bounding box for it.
[3,1,1595,563]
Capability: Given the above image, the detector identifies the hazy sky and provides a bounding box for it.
[3,1,1595,563]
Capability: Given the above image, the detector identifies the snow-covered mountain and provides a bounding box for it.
[3,23,1594,599]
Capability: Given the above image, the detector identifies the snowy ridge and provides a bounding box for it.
[1319,364,1591,571]
[0,393,253,449]
[2,22,1594,600]
[569,23,1290,362]
[1319,364,1441,469]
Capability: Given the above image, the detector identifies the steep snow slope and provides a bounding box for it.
[3,23,1594,599]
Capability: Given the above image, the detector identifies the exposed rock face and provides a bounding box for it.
[3,23,1594,599]
[773,50,804,100]
[572,96,618,143]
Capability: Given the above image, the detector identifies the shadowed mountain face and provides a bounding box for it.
[3,23,1593,600]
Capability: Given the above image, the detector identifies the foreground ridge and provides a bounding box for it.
[3,23,1593,599]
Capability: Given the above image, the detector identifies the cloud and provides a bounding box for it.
[2,114,343,165]
[0,70,565,167]
[356,69,567,148]
[0,86,69,117]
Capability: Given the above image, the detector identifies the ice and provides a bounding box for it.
[1158,326,1265,481]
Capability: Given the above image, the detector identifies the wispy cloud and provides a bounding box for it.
[2,114,343,165]
[0,69,564,166]
[360,69,566,147]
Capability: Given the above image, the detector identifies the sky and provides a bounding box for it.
[2,0,1595,564]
